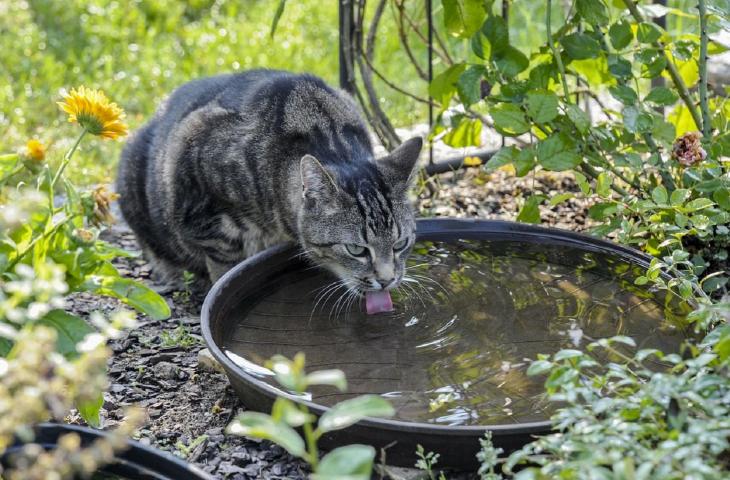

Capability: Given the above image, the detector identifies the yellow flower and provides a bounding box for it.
[57,86,128,139]
[25,139,46,161]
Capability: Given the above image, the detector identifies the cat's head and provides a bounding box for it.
[297,137,422,295]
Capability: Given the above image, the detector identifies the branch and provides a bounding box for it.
[547,0,572,104]
[392,0,428,80]
[356,0,401,148]
[698,0,712,140]
[359,51,437,105]
[394,0,453,65]
[621,0,704,132]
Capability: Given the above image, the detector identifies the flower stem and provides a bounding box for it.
[698,0,711,141]
[302,408,319,470]
[547,0,571,105]
[51,129,86,189]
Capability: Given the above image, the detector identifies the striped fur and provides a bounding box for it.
[117,70,422,293]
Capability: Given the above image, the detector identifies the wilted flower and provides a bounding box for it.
[672,131,707,167]
[57,86,128,139]
[82,185,120,227]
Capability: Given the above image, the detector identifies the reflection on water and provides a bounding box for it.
[222,239,690,426]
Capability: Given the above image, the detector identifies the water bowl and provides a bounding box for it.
[201,219,690,469]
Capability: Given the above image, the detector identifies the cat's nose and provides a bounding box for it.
[375,276,396,290]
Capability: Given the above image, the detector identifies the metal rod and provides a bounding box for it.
[426,0,434,165]
[338,0,355,92]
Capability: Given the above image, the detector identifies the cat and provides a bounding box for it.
[117,70,422,297]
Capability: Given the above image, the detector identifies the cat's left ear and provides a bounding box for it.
[377,137,423,189]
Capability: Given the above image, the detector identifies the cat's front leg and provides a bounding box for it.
[205,257,240,283]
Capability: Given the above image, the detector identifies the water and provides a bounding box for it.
[222,239,690,426]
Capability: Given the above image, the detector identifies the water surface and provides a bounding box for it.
[222,239,689,426]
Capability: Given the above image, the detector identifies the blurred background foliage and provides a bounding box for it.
[0,0,699,184]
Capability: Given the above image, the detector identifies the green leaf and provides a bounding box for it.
[305,369,347,391]
[554,349,584,361]
[608,54,633,78]
[637,22,662,43]
[517,195,545,224]
[637,49,667,78]
[490,104,530,136]
[271,398,315,427]
[318,395,394,433]
[526,360,553,376]
[645,87,678,106]
[485,146,517,171]
[442,0,487,39]
[670,188,691,206]
[684,198,715,212]
[313,445,376,480]
[576,0,608,25]
[456,65,487,106]
[429,63,467,106]
[494,46,529,78]
[596,172,612,198]
[0,337,12,357]
[537,134,582,171]
[714,188,730,209]
[609,85,638,105]
[565,104,591,133]
[561,33,601,60]
[93,276,171,320]
[623,106,653,133]
[651,185,668,205]
[609,21,634,50]
[514,147,536,177]
[549,193,574,206]
[443,117,482,147]
[482,15,509,55]
[227,412,306,458]
[574,171,591,195]
[651,185,669,205]
[525,90,559,123]
[38,310,94,358]
[78,392,104,428]
[589,202,617,220]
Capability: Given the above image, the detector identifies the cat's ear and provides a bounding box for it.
[377,137,422,188]
[300,154,338,203]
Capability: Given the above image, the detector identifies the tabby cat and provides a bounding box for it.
[117,70,422,296]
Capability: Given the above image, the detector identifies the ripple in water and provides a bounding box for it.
[222,240,690,426]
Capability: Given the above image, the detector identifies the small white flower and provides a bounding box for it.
[78,333,105,353]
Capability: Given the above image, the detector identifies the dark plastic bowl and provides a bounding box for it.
[201,218,667,469]
[2,423,213,480]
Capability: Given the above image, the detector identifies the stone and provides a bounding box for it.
[197,348,225,373]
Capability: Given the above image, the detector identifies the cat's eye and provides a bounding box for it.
[345,244,368,257]
[393,238,409,251]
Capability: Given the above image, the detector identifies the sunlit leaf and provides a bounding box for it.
[318,395,394,433]
[227,412,306,458]
[312,445,376,480]
[490,103,530,136]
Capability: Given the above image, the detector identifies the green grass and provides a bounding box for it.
[1,0,697,185]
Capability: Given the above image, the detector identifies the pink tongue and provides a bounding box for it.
[365,290,393,315]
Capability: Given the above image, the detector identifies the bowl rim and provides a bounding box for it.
[201,218,660,437]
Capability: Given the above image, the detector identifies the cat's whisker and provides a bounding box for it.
[330,281,356,321]
[310,280,348,320]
